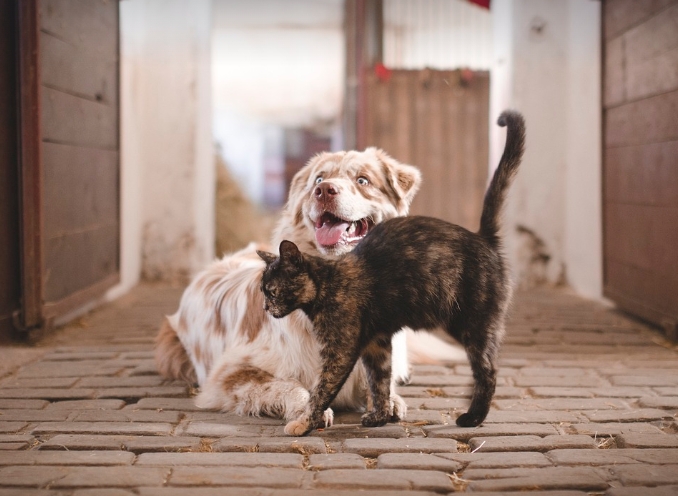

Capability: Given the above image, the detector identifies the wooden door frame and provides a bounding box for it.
[14,0,44,335]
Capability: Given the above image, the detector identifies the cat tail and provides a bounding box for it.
[478,110,526,247]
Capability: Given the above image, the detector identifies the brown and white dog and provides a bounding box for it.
[155,147,464,422]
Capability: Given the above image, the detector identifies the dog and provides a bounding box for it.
[155,147,464,420]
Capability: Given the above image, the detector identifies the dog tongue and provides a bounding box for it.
[315,221,350,246]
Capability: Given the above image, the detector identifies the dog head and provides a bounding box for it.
[274,147,421,257]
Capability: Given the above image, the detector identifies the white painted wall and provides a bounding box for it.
[211,0,344,204]
[109,0,214,297]
[490,0,603,299]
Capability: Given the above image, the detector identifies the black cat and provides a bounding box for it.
[257,111,525,436]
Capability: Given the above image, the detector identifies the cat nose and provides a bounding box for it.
[314,182,339,199]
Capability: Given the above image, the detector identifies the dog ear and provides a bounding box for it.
[375,149,422,214]
[279,240,303,266]
[256,250,278,265]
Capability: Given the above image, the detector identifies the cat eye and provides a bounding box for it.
[315,176,323,184]
[357,176,369,186]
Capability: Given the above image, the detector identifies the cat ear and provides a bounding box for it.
[279,240,303,266]
[256,250,278,265]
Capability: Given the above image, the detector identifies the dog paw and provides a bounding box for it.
[284,415,311,436]
[361,410,389,427]
[323,408,334,428]
[389,393,408,420]
[455,412,483,428]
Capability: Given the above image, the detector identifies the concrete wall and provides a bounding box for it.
[109,0,214,298]
[490,0,603,299]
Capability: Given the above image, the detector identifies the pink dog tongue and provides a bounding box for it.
[315,221,350,246]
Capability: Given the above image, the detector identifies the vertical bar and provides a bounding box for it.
[15,0,44,332]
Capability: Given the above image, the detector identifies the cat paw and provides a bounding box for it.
[455,412,484,427]
[390,393,408,421]
[361,410,390,427]
[323,408,334,428]
[284,415,311,436]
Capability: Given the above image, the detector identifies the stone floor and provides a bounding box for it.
[0,283,677,495]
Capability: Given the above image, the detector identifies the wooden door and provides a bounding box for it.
[602,0,678,338]
[363,68,490,231]
[10,0,121,338]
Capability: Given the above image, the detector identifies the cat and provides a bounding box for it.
[256,110,525,436]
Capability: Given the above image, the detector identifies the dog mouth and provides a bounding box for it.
[314,212,372,248]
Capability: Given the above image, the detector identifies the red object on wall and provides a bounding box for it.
[375,63,393,83]
[468,0,490,9]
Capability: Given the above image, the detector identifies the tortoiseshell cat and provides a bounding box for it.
[257,111,525,436]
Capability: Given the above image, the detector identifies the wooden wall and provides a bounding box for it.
[363,69,489,231]
[603,0,678,335]
[39,0,120,309]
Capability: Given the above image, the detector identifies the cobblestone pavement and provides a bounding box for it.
[0,284,677,495]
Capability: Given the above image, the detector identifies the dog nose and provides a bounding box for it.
[314,182,339,199]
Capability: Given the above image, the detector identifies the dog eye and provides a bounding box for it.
[315,176,323,185]
[357,177,369,186]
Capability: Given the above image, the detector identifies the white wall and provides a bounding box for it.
[109,0,214,297]
[490,0,603,299]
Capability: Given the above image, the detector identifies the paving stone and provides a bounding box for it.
[0,409,72,422]
[39,434,201,452]
[127,398,202,411]
[258,437,328,454]
[401,409,450,425]
[343,438,457,457]
[570,422,664,436]
[211,437,261,452]
[654,387,678,396]
[547,448,678,466]
[483,410,582,423]
[0,443,28,450]
[606,486,678,496]
[464,466,609,492]
[313,468,452,492]
[179,422,273,437]
[96,386,188,399]
[0,388,96,400]
[0,399,48,409]
[494,398,628,411]
[423,423,558,441]
[0,422,27,433]
[53,466,169,488]
[584,408,674,423]
[0,450,134,465]
[436,451,552,468]
[0,377,79,389]
[0,465,71,487]
[616,433,678,448]
[47,399,126,410]
[31,422,174,436]
[310,424,407,439]
[308,454,365,470]
[640,397,678,409]
[169,466,307,488]
[42,352,119,361]
[78,376,165,387]
[72,409,182,423]
[73,490,136,496]
[136,452,304,468]
[377,453,463,471]
[17,362,125,378]
[405,397,469,410]
[470,492,588,496]
[613,464,678,486]
[468,435,596,452]
[513,376,608,387]
[139,487,440,496]
[611,376,678,387]
[408,375,472,387]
